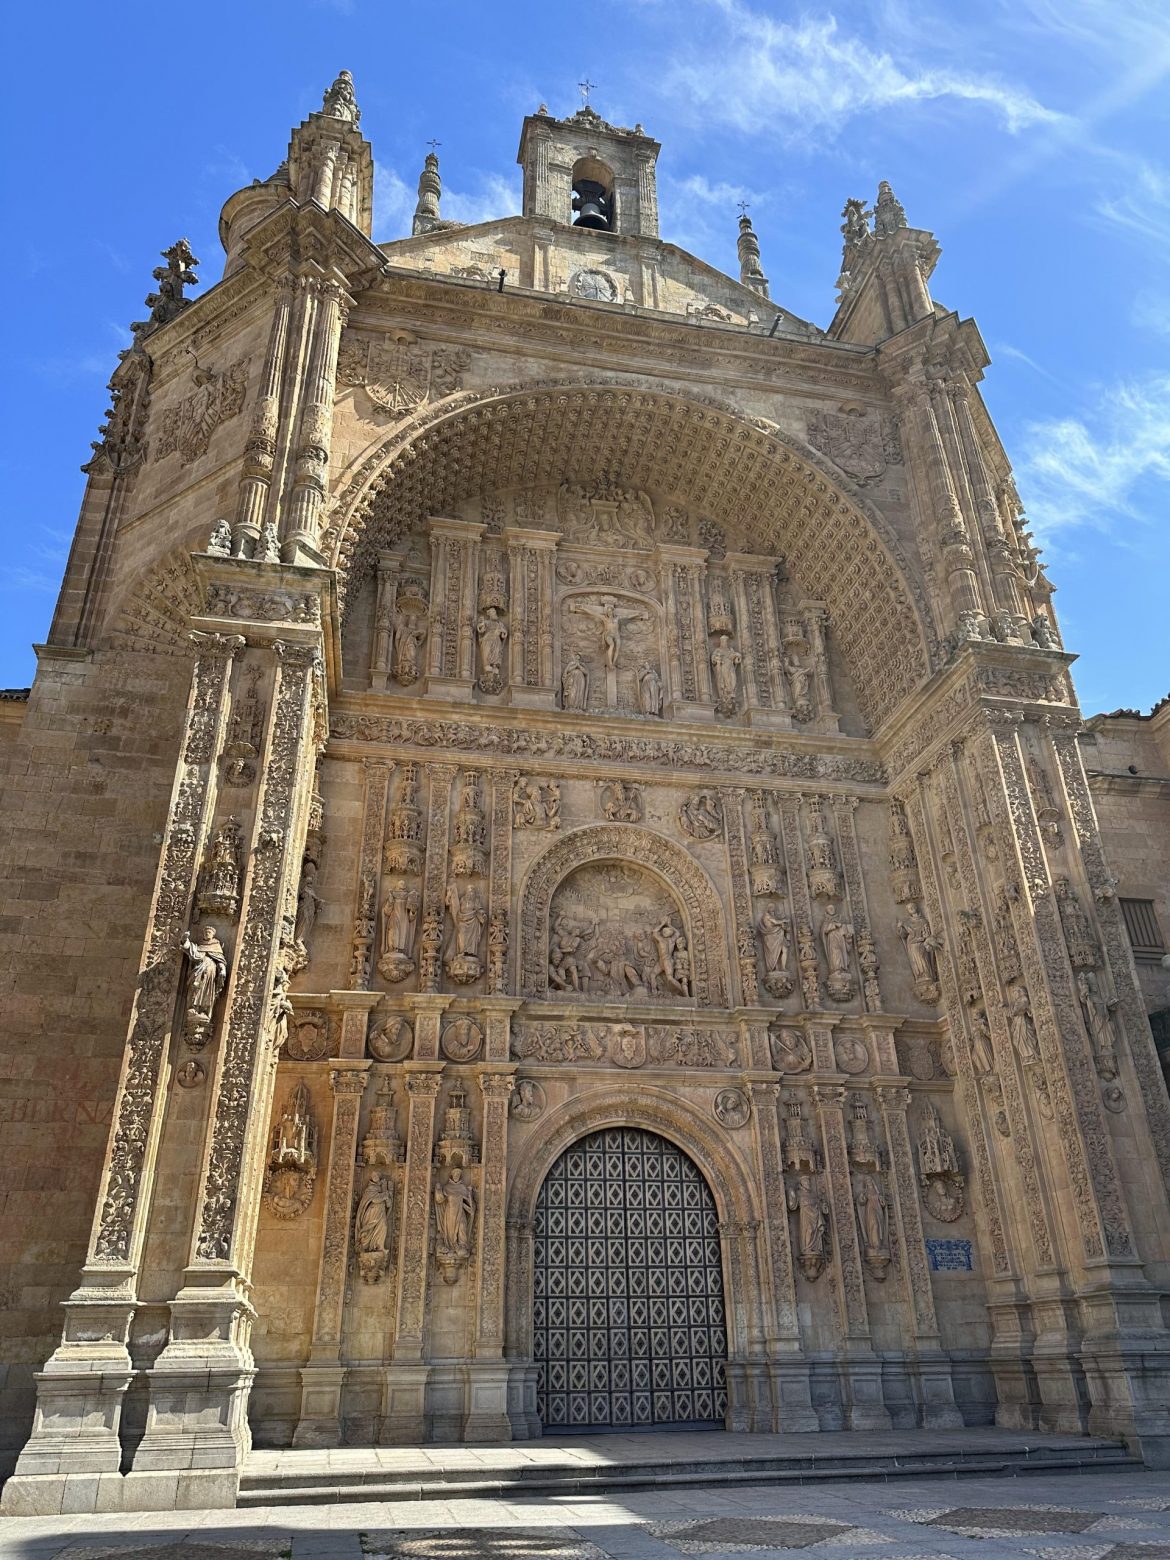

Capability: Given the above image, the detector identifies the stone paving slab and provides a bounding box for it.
[3,1469,1169,1560]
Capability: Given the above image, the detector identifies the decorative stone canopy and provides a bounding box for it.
[329,383,934,731]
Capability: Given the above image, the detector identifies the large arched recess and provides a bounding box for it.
[324,381,937,732]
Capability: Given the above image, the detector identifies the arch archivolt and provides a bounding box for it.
[519,822,730,1007]
[324,379,937,732]
[504,1084,761,1362]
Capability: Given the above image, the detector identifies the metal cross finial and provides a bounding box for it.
[426,138,441,154]
[738,200,751,217]
[578,78,597,105]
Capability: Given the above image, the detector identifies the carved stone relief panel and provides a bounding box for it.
[559,590,662,715]
[547,861,693,1003]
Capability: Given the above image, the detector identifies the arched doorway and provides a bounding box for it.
[533,1127,728,1431]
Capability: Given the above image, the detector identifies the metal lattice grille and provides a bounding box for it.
[532,1127,728,1430]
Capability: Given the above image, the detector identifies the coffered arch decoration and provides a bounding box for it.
[520,822,731,1007]
[505,1083,762,1365]
[324,381,936,730]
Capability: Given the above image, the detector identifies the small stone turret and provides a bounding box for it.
[829,179,939,345]
[286,69,374,236]
[736,209,769,298]
[413,148,452,236]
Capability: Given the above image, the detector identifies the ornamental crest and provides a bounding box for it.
[805,404,901,484]
[155,356,248,465]
[338,331,471,416]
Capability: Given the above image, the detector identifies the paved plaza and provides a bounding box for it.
[3,1463,1168,1560]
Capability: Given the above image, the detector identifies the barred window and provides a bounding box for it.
[1120,898,1166,960]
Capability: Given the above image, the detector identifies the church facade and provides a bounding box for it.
[2,74,1169,1515]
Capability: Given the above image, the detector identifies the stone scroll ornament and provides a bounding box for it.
[263,1081,318,1219]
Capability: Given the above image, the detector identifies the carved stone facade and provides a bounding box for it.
[2,76,1168,1515]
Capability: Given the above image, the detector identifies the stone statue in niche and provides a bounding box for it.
[223,666,265,786]
[372,601,394,675]
[444,879,486,983]
[897,902,942,1004]
[180,923,228,1048]
[476,606,508,693]
[199,818,243,920]
[970,1007,996,1076]
[379,880,419,982]
[787,1174,830,1280]
[355,1173,395,1283]
[391,601,428,685]
[854,1172,890,1278]
[679,790,723,840]
[561,654,589,711]
[784,654,814,722]
[263,1081,318,1219]
[918,1103,965,1222]
[269,965,293,1055]
[548,861,693,1003]
[638,663,664,716]
[758,905,794,999]
[1077,968,1120,1081]
[368,1012,413,1062]
[821,903,855,1002]
[771,1025,811,1072]
[434,1166,476,1284]
[291,857,321,972]
[709,634,742,715]
[1006,982,1041,1064]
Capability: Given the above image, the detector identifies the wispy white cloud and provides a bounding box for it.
[374,162,520,242]
[1093,155,1170,248]
[1131,289,1170,335]
[1016,373,1170,542]
[992,342,1063,384]
[656,1,1063,143]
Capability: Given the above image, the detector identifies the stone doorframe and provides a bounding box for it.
[503,1085,770,1433]
[518,822,732,1007]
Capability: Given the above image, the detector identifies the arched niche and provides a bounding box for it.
[325,382,936,734]
[519,823,731,1007]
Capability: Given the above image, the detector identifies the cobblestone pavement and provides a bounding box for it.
[1,1469,1167,1560]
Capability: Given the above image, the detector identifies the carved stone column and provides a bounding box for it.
[504,1217,541,1437]
[723,555,787,729]
[465,1071,515,1440]
[369,553,401,689]
[812,1084,892,1428]
[778,796,820,1011]
[875,1086,962,1426]
[293,1062,370,1447]
[805,606,840,733]
[418,765,456,994]
[234,281,293,558]
[750,1082,817,1431]
[505,527,558,705]
[486,772,514,996]
[2,632,244,1511]
[284,279,348,563]
[720,787,760,1005]
[659,546,714,720]
[131,628,323,1501]
[425,518,484,699]
[349,759,392,989]
[380,1065,442,1442]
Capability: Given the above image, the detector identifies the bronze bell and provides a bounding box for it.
[572,180,611,230]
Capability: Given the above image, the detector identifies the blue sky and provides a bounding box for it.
[2,0,1167,713]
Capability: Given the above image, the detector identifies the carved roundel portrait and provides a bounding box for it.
[570,268,619,303]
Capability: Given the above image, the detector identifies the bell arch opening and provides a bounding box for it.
[533,1126,728,1431]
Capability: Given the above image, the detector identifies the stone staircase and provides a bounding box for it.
[239,1428,1139,1507]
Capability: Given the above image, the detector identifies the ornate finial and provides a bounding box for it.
[737,206,769,298]
[835,198,872,299]
[874,180,908,236]
[129,239,199,346]
[321,69,360,125]
[426,138,441,155]
[578,77,596,105]
[413,145,444,235]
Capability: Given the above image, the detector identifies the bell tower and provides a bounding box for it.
[517,103,661,239]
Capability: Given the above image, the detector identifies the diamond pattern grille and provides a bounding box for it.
[533,1127,728,1430]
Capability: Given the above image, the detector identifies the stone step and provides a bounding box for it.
[239,1434,1138,1507]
